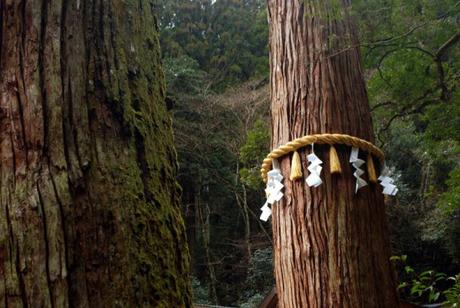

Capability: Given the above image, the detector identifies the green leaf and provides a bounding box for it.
[398,282,408,289]
[428,291,440,303]
[405,266,415,274]
[420,270,433,278]
[435,273,447,282]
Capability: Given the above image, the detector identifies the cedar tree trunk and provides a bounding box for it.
[267,1,399,307]
[0,1,191,307]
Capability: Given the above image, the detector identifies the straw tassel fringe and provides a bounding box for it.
[290,150,303,181]
[367,153,378,184]
[329,145,342,174]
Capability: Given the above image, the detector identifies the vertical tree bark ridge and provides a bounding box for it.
[0,1,192,307]
[267,1,399,307]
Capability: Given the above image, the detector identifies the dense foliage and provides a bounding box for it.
[159,0,268,88]
[358,0,460,273]
[157,0,459,306]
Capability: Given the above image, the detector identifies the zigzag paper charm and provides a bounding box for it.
[349,147,368,193]
[259,202,272,222]
[378,166,398,196]
[260,168,284,221]
[305,145,323,187]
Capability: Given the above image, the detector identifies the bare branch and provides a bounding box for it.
[366,1,460,47]
[377,89,437,147]
[436,32,460,58]
[371,101,395,112]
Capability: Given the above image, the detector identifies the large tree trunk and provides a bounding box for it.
[267,1,399,307]
[0,1,191,307]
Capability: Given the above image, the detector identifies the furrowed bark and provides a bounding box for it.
[0,1,192,307]
[266,1,399,307]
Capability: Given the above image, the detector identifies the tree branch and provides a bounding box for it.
[371,100,395,112]
[377,89,437,147]
[366,1,460,47]
[436,32,460,58]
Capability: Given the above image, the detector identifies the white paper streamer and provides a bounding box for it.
[259,202,271,222]
[378,166,398,196]
[260,167,284,221]
[349,147,368,193]
[305,144,323,187]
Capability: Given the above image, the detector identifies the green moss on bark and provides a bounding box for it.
[0,0,192,307]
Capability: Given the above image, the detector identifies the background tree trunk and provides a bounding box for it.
[195,184,218,304]
[0,1,191,307]
[267,1,400,307]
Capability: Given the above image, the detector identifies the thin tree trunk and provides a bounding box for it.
[235,162,252,263]
[196,189,218,304]
[267,1,399,307]
[241,185,252,263]
[0,1,191,307]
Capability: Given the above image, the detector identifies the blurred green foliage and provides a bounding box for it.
[239,248,275,307]
[392,255,460,305]
[239,120,270,190]
[192,276,213,305]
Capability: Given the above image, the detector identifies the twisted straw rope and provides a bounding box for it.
[261,133,385,182]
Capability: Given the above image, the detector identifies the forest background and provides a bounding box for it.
[156,0,460,306]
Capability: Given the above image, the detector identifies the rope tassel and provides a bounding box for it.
[290,150,303,181]
[367,154,378,184]
[329,145,342,174]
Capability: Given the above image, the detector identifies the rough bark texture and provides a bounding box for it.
[267,1,399,307]
[0,0,192,307]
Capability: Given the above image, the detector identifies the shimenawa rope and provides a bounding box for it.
[260,133,384,183]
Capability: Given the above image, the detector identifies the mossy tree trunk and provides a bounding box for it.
[0,0,191,307]
[267,0,400,307]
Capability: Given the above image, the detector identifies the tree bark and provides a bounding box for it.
[0,1,191,307]
[267,1,399,307]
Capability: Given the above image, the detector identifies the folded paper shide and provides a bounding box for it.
[259,133,398,221]
[306,145,323,187]
[260,168,284,221]
[349,147,368,193]
[379,166,398,196]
